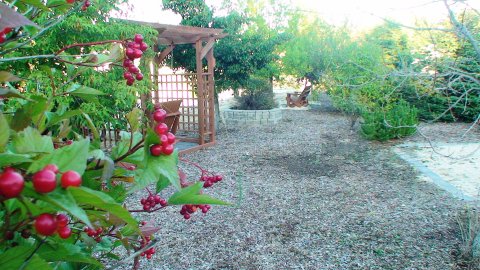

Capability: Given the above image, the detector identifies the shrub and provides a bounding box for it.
[232,78,276,110]
[361,100,418,141]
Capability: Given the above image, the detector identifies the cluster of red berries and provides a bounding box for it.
[84,227,103,242]
[140,194,167,212]
[0,27,12,44]
[200,174,223,188]
[32,164,82,193]
[34,213,72,239]
[0,165,82,199]
[66,0,90,10]
[180,204,211,220]
[139,235,155,259]
[149,107,176,156]
[123,34,148,86]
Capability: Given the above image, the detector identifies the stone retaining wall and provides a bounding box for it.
[221,108,283,126]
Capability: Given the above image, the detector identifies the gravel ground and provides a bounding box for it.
[117,106,480,270]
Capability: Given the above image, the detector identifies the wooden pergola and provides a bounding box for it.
[127,20,227,153]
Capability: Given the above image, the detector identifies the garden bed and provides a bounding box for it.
[123,109,480,269]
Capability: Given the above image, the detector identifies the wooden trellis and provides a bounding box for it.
[128,21,226,153]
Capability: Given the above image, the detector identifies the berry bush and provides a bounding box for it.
[0,1,228,269]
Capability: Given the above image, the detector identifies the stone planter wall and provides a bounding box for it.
[221,108,283,126]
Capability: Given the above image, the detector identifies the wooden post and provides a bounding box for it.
[195,39,205,145]
[206,40,216,144]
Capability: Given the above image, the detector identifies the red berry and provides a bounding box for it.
[61,170,82,188]
[84,0,91,7]
[166,132,176,144]
[34,213,57,236]
[159,199,167,207]
[126,78,135,86]
[0,33,5,43]
[123,72,133,80]
[150,144,162,156]
[162,144,174,155]
[126,48,136,60]
[128,65,139,74]
[152,109,167,122]
[215,175,223,182]
[133,49,143,59]
[58,226,72,239]
[159,134,168,145]
[143,204,151,211]
[140,198,146,205]
[0,168,24,198]
[3,28,12,34]
[203,181,213,188]
[44,164,59,174]
[135,73,144,81]
[56,214,69,228]
[154,123,169,135]
[66,0,75,3]
[146,254,152,259]
[96,227,103,234]
[140,42,148,52]
[127,42,136,49]
[65,140,73,145]
[123,59,132,68]
[183,214,190,220]
[134,34,144,44]
[32,169,57,193]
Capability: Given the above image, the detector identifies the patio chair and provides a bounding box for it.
[286,85,312,107]
[155,99,183,134]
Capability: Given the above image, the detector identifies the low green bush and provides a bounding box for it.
[361,100,418,141]
[232,78,276,110]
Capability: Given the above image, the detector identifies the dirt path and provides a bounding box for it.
[128,109,474,270]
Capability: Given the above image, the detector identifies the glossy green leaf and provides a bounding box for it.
[130,130,179,193]
[69,187,139,230]
[110,131,142,161]
[156,178,170,193]
[0,153,32,167]
[12,126,54,154]
[46,109,82,128]
[66,84,105,102]
[23,186,93,228]
[0,112,9,151]
[19,0,49,11]
[168,182,230,205]
[126,108,142,133]
[82,113,100,141]
[0,246,52,270]
[28,138,89,174]
[37,242,102,267]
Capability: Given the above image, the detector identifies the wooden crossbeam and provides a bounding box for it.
[200,38,215,60]
[154,44,175,64]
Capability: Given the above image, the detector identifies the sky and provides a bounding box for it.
[119,0,480,30]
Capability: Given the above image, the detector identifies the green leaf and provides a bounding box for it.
[168,182,230,205]
[9,107,31,132]
[82,113,100,141]
[156,178,170,193]
[46,109,82,128]
[28,139,89,174]
[110,131,142,161]
[69,187,139,230]
[0,71,21,82]
[37,242,102,267]
[0,153,32,167]
[0,112,9,151]
[130,130,180,193]
[0,245,35,270]
[66,84,105,102]
[23,187,93,228]
[126,108,142,133]
[108,43,124,63]
[12,127,54,154]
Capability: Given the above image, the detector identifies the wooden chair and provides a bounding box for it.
[286,85,312,107]
[155,99,183,134]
